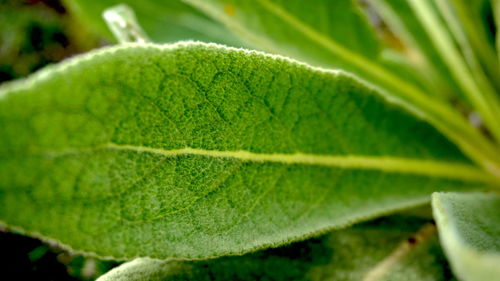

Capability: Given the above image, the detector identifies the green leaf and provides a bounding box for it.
[185,0,500,177]
[185,0,380,73]
[63,0,243,46]
[447,0,499,84]
[495,0,500,61]
[0,42,493,259]
[368,0,462,100]
[371,0,499,99]
[432,192,500,281]
[406,0,500,144]
[96,215,455,281]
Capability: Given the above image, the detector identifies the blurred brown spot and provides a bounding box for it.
[407,236,417,244]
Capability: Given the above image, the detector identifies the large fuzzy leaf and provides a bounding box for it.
[96,215,455,281]
[432,192,500,281]
[0,42,493,259]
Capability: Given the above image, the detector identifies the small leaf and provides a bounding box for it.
[432,192,500,281]
[0,42,493,259]
[64,0,244,46]
[96,215,455,281]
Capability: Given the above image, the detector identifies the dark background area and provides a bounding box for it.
[0,0,99,82]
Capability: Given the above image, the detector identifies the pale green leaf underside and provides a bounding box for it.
[432,192,500,281]
[0,42,490,259]
[97,215,455,281]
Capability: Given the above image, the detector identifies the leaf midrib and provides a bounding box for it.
[40,142,496,183]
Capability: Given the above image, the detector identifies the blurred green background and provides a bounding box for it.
[0,0,100,82]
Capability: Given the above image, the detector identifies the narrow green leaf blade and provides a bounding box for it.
[96,216,455,281]
[496,0,500,62]
[185,0,380,72]
[0,42,491,259]
[63,0,244,46]
[369,0,462,100]
[432,192,500,281]
[448,0,500,84]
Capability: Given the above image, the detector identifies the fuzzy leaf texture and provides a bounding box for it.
[0,42,492,259]
[97,215,454,281]
[432,192,500,281]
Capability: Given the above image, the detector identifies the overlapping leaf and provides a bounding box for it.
[432,192,500,281]
[96,215,454,281]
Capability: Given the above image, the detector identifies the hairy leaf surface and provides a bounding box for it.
[96,216,454,281]
[432,192,500,281]
[0,42,491,259]
[64,0,243,46]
